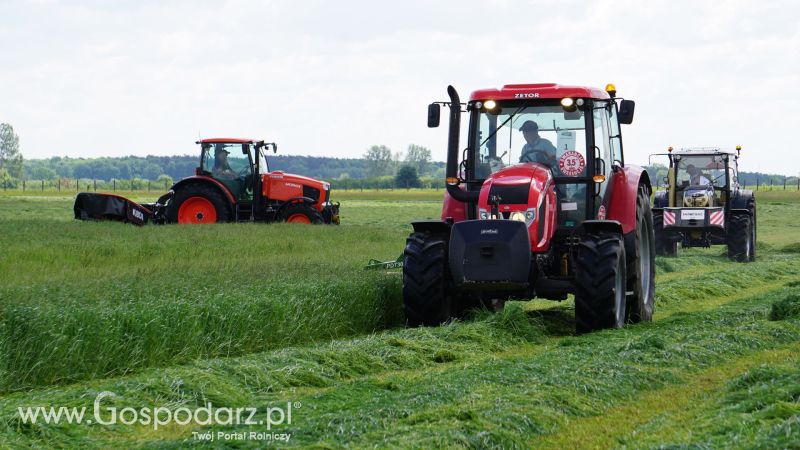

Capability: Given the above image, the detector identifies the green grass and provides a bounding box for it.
[0,189,799,448]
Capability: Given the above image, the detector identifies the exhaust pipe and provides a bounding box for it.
[445,85,480,204]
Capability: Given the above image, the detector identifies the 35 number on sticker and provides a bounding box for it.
[559,151,585,177]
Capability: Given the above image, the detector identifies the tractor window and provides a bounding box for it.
[475,104,587,178]
[201,143,251,179]
[258,147,269,174]
[675,155,727,189]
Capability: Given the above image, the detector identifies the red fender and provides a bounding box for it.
[170,176,237,205]
[604,166,651,234]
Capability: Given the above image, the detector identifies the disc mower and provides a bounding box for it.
[74,138,340,225]
[403,83,655,333]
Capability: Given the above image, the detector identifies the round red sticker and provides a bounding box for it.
[558,151,585,177]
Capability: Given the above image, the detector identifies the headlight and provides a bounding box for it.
[684,191,710,207]
[479,209,490,220]
[510,211,526,222]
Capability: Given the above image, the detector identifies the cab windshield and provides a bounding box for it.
[675,154,727,188]
[201,143,252,179]
[474,102,587,179]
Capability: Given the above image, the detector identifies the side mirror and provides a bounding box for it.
[618,100,635,124]
[427,103,441,128]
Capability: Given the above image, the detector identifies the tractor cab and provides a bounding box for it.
[405,83,655,334]
[197,138,275,202]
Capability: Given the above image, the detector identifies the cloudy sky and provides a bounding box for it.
[1,0,798,174]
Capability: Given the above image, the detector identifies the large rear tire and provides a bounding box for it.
[627,187,656,323]
[402,232,454,327]
[653,211,677,257]
[574,232,627,334]
[166,184,230,224]
[727,213,753,262]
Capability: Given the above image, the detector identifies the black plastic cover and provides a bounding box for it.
[449,219,531,289]
[73,193,153,226]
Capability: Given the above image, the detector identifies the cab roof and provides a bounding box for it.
[469,83,610,102]
[671,147,738,156]
[197,138,261,144]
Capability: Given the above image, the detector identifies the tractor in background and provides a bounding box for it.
[651,146,755,261]
[404,83,655,333]
[74,138,339,225]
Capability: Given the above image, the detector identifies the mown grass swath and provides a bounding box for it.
[0,190,798,448]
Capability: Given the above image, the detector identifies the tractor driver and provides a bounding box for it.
[213,146,237,179]
[686,164,711,186]
[519,121,557,166]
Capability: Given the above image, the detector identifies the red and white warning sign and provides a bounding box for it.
[597,205,607,220]
[558,151,585,177]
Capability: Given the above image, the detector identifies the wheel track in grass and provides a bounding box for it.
[529,343,800,450]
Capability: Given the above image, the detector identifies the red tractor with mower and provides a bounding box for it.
[404,83,655,333]
[74,138,339,225]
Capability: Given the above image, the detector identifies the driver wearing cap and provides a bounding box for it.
[519,120,557,166]
[213,145,236,179]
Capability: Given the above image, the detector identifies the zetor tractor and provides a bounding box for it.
[74,138,339,225]
[403,84,655,333]
[651,146,755,261]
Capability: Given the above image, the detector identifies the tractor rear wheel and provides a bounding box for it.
[653,211,677,256]
[167,184,230,224]
[574,232,627,334]
[727,213,753,262]
[279,203,323,224]
[402,232,454,326]
[627,187,656,323]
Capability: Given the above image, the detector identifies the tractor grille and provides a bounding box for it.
[488,184,529,204]
[303,185,321,202]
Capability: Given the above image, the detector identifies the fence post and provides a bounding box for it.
[42,180,44,191]
[113,179,116,191]
[94,179,97,191]
[22,180,25,191]
[756,178,759,191]
[58,179,61,192]
[784,177,787,190]
[148,181,151,192]
[76,180,79,191]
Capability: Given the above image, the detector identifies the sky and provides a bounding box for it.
[1,0,799,175]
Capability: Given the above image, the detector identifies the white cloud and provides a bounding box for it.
[1,0,798,174]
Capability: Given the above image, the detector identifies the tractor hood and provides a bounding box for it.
[267,171,330,191]
[478,163,552,209]
[477,163,556,251]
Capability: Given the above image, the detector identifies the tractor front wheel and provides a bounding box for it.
[653,211,677,257]
[167,184,230,224]
[727,213,754,262]
[279,203,323,224]
[574,232,627,334]
[402,232,454,327]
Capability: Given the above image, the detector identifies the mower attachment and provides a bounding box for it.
[365,254,404,270]
[74,191,172,226]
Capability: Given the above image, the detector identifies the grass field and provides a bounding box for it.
[0,189,798,448]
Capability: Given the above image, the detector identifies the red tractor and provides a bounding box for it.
[74,138,339,225]
[404,84,654,333]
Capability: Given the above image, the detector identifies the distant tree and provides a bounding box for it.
[0,123,24,180]
[364,145,393,177]
[29,166,57,180]
[156,174,173,187]
[405,144,431,175]
[395,164,421,188]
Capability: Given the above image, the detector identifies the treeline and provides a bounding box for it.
[644,164,799,189]
[22,154,445,182]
